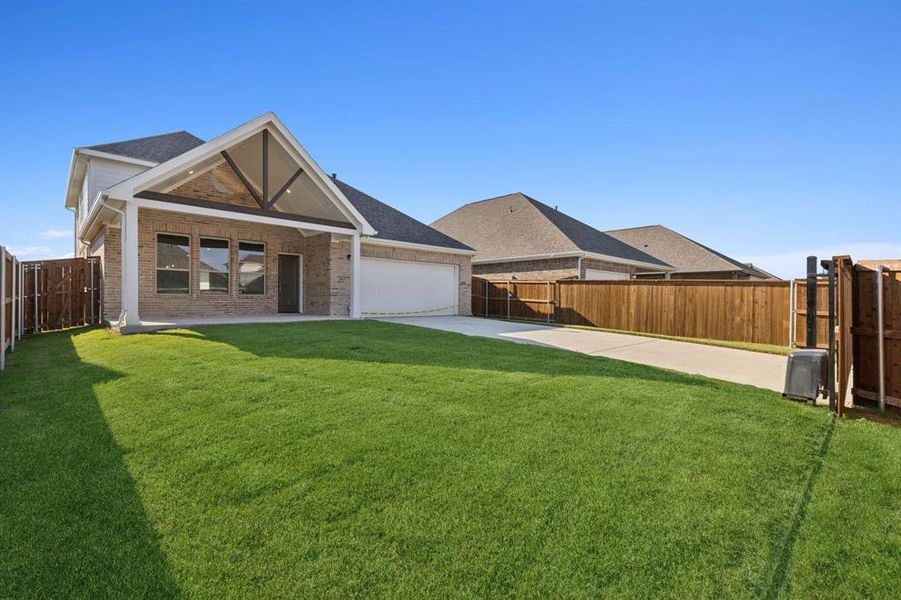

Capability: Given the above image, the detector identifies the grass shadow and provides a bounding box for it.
[154,320,727,389]
[0,329,180,597]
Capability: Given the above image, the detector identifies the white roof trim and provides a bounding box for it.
[104,112,377,236]
[77,148,159,168]
[473,251,672,271]
[362,237,477,256]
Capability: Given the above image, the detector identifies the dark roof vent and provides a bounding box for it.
[331,173,337,181]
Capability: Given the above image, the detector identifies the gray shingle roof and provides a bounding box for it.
[431,193,669,267]
[605,225,777,278]
[336,180,473,251]
[85,131,205,163]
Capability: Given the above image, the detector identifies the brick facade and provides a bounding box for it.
[134,208,355,319]
[361,243,472,315]
[170,162,260,209]
[82,226,122,322]
[474,256,636,281]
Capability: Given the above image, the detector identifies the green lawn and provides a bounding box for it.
[1,321,898,598]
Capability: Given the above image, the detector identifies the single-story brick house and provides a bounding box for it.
[66,113,474,330]
[431,193,671,280]
[605,225,779,280]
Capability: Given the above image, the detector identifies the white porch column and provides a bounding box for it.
[350,232,362,319]
[121,201,141,327]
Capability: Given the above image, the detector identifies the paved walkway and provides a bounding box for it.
[377,316,787,392]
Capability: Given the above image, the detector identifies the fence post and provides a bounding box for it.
[90,258,95,325]
[806,256,818,348]
[1,246,7,372]
[19,261,24,339]
[34,264,39,334]
[9,257,15,352]
[506,281,511,320]
[484,279,488,317]
[546,281,551,323]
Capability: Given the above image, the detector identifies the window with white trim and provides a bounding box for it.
[199,238,229,293]
[156,234,190,294]
[238,241,265,295]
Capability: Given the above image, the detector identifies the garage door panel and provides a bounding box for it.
[361,258,457,316]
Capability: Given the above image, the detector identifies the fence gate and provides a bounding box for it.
[851,263,900,410]
[23,257,102,334]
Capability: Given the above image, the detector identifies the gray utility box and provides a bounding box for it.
[783,349,828,401]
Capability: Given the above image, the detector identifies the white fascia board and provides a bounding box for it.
[104,112,376,236]
[362,237,478,256]
[132,197,357,236]
[76,148,159,168]
[64,149,83,208]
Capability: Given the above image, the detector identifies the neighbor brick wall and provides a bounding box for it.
[361,244,472,315]
[473,256,636,281]
[579,258,635,279]
[474,257,580,280]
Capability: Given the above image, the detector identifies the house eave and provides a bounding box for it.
[362,237,477,256]
[472,251,672,271]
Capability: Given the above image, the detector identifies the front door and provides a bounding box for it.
[278,254,301,313]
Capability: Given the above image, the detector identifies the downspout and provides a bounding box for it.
[577,255,583,279]
[876,265,887,411]
[97,193,127,325]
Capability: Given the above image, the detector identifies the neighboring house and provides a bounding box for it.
[605,225,779,280]
[65,112,474,330]
[431,193,670,280]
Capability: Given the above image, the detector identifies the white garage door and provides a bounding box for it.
[584,269,630,280]
[361,258,458,316]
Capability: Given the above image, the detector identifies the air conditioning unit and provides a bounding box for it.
[783,349,828,402]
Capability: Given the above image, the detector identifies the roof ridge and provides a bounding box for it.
[460,191,528,207]
[664,228,750,271]
[522,195,670,267]
[604,224,665,233]
[84,130,203,150]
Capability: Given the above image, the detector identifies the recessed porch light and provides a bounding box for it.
[286,188,291,194]
[188,169,194,175]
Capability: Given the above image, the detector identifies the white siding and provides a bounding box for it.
[76,157,150,236]
[87,158,148,208]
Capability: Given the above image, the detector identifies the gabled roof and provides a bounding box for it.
[104,112,377,236]
[431,193,669,268]
[336,180,473,251]
[85,131,205,164]
[605,225,778,278]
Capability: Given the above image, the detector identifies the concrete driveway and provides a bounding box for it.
[377,316,787,392]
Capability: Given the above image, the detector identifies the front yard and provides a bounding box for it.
[1,321,898,597]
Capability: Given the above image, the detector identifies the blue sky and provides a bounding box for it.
[1,0,898,278]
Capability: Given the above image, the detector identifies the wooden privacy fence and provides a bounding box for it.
[473,276,826,347]
[851,263,900,410]
[472,279,556,322]
[1,246,25,372]
[22,257,102,335]
[556,279,792,345]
